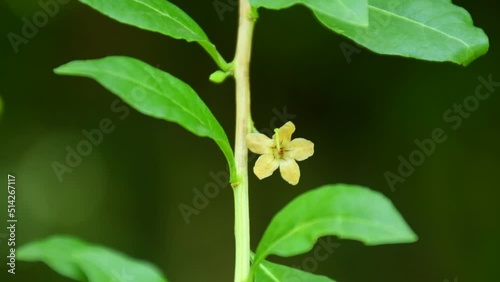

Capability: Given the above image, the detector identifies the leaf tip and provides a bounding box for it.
[53,63,72,75]
[53,66,64,75]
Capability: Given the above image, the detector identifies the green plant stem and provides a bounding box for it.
[233,0,255,281]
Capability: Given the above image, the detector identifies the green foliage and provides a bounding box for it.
[79,0,230,70]
[54,56,237,182]
[253,184,417,270]
[316,0,489,65]
[18,236,168,282]
[250,0,368,26]
[255,259,335,281]
[24,0,490,281]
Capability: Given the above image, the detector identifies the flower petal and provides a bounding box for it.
[246,133,273,154]
[286,138,314,161]
[272,121,295,146]
[279,158,300,185]
[254,154,279,180]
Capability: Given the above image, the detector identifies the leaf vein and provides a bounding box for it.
[260,215,410,260]
[70,67,217,138]
[369,5,470,49]
[130,0,202,40]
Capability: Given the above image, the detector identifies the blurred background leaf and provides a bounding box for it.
[18,235,168,282]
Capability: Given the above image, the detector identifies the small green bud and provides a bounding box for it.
[209,70,231,84]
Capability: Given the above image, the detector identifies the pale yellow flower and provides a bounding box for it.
[246,121,314,185]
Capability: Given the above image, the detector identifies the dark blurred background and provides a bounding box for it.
[0,0,499,281]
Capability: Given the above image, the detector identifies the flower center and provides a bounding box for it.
[277,147,285,158]
[273,128,285,159]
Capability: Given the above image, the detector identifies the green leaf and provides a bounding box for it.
[253,184,417,269]
[250,0,368,27]
[316,0,489,65]
[256,260,336,282]
[18,236,87,280]
[79,0,230,70]
[76,247,166,282]
[55,56,237,182]
[18,235,168,282]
